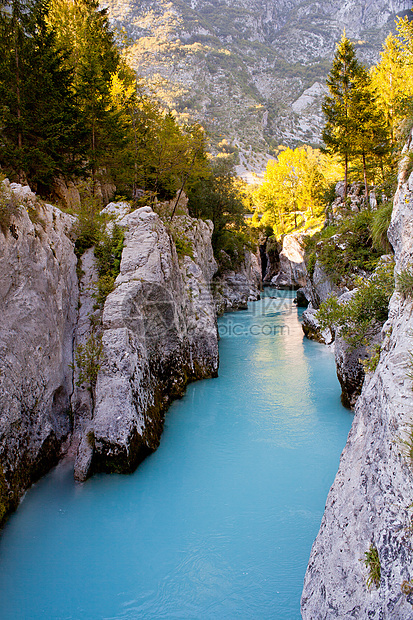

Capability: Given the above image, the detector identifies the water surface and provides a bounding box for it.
[0,291,351,619]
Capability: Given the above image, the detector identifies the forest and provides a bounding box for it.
[1,1,413,259]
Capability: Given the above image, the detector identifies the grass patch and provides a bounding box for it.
[363,545,381,589]
[396,265,413,300]
[371,203,393,252]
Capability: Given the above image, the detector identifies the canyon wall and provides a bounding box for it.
[301,147,413,619]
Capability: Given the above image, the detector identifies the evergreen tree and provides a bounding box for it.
[371,34,407,145]
[0,0,85,190]
[48,0,123,188]
[349,69,389,199]
[188,157,245,251]
[322,32,362,199]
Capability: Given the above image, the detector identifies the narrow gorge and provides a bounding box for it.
[2,0,413,618]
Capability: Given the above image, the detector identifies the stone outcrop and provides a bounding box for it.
[0,181,78,523]
[301,260,345,344]
[213,249,262,315]
[74,207,219,480]
[0,183,263,513]
[301,306,332,345]
[301,149,413,618]
[271,232,307,289]
[334,331,366,409]
[263,236,281,283]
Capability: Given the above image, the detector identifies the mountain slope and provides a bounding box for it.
[103,0,411,155]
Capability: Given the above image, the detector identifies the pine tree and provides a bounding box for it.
[48,0,123,190]
[0,0,85,190]
[349,69,389,200]
[322,32,363,199]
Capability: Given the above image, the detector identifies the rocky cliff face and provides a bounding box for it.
[0,181,78,523]
[301,147,413,618]
[213,248,262,314]
[0,182,224,514]
[270,232,307,289]
[74,207,219,479]
[103,0,410,156]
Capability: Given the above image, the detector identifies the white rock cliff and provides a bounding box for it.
[301,149,413,618]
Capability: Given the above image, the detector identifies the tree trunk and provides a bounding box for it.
[13,12,23,183]
[344,153,348,201]
[362,152,369,203]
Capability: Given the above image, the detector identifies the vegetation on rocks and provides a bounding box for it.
[363,544,381,589]
[304,211,385,285]
[396,265,413,300]
[316,261,394,349]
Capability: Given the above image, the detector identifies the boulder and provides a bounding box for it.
[271,232,307,289]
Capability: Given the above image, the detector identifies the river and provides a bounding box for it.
[0,290,351,619]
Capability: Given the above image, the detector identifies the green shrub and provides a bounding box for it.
[316,262,394,349]
[215,229,255,270]
[174,235,194,259]
[74,212,102,256]
[371,203,393,252]
[362,343,381,373]
[306,251,317,278]
[315,212,382,284]
[396,265,413,300]
[75,332,103,389]
[94,224,124,306]
[363,545,381,589]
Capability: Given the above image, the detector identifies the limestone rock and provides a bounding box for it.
[302,305,332,344]
[301,152,413,618]
[52,177,81,211]
[271,232,307,289]
[213,249,262,315]
[309,260,345,308]
[294,287,309,308]
[334,332,366,409]
[74,207,219,479]
[0,181,78,522]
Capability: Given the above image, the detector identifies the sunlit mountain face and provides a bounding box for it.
[103,0,411,159]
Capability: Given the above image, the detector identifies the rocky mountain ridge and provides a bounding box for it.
[103,0,411,158]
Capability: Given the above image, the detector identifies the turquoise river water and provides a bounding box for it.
[0,290,352,619]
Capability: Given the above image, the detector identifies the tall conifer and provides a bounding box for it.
[322,32,362,199]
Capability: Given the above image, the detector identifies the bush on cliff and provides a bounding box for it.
[306,211,385,285]
[316,261,394,349]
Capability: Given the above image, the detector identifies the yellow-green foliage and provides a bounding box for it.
[174,234,194,259]
[75,332,103,389]
[254,146,342,238]
[396,265,413,300]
